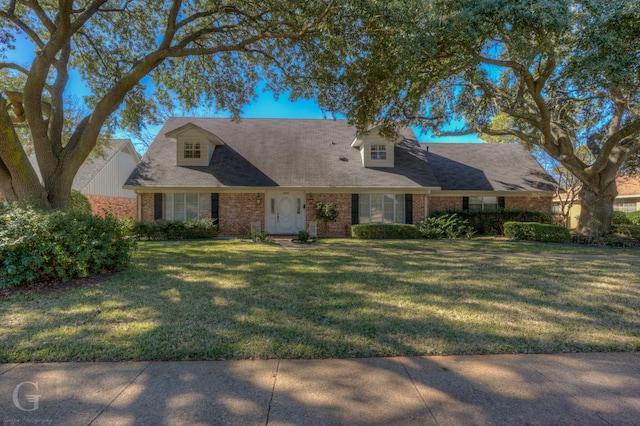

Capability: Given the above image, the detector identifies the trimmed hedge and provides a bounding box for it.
[133,219,218,240]
[504,221,571,243]
[0,204,134,288]
[351,223,420,239]
[431,209,555,235]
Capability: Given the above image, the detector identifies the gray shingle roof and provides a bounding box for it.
[424,143,556,192]
[125,118,441,190]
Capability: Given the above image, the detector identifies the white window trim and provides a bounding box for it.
[370,144,387,161]
[183,141,201,159]
[359,193,405,224]
[164,193,208,221]
[469,196,499,211]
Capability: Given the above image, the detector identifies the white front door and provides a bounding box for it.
[265,191,306,234]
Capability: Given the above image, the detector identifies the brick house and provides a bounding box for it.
[124,118,556,236]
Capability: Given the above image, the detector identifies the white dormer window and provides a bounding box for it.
[184,142,201,159]
[370,144,387,160]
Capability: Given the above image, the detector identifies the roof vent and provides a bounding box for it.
[339,156,348,162]
[330,141,336,145]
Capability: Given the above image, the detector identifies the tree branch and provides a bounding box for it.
[0,10,45,48]
[26,0,56,33]
[0,62,29,75]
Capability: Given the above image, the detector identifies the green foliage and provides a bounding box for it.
[351,223,420,239]
[419,213,475,239]
[612,224,640,240]
[252,231,274,243]
[432,209,555,235]
[0,204,134,288]
[504,222,571,243]
[624,211,640,225]
[612,211,632,225]
[297,229,311,242]
[315,202,339,223]
[67,190,92,214]
[305,0,640,237]
[1,2,346,209]
[133,219,218,241]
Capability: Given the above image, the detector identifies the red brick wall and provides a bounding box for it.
[87,195,136,218]
[307,193,353,236]
[140,193,155,222]
[218,193,264,235]
[505,195,553,211]
[429,196,463,213]
[428,195,553,214]
[412,194,426,224]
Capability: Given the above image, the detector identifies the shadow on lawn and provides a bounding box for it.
[2,240,640,423]
[7,240,640,360]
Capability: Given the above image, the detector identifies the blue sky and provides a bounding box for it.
[8,36,481,150]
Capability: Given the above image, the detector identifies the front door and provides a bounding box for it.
[265,191,306,234]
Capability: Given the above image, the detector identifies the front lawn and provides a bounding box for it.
[1,239,639,362]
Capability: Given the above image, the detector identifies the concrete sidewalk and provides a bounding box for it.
[1,352,639,425]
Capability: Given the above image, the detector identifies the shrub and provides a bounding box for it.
[612,224,640,239]
[624,211,640,225]
[315,202,339,236]
[419,213,475,239]
[133,219,218,240]
[351,223,420,239]
[504,221,571,243]
[0,204,135,288]
[68,189,92,214]
[571,233,640,247]
[252,231,274,243]
[431,209,555,235]
[612,211,632,225]
[297,229,310,242]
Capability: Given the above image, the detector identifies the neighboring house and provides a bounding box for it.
[1,139,140,217]
[124,118,556,236]
[74,139,141,217]
[554,175,640,228]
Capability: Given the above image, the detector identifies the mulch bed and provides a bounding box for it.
[0,272,118,299]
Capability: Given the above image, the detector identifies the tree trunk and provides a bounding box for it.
[575,176,618,238]
[0,95,50,209]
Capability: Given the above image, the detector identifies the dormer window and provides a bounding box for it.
[370,144,387,160]
[184,142,201,159]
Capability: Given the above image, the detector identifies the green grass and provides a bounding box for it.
[1,239,639,362]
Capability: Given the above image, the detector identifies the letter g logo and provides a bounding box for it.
[12,381,41,412]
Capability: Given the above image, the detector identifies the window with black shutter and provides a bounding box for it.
[462,196,469,211]
[211,193,219,225]
[351,194,359,225]
[154,193,163,220]
[405,194,413,224]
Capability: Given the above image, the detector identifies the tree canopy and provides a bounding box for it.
[309,0,640,236]
[0,0,340,209]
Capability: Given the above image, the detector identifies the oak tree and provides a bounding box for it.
[0,0,337,209]
[313,0,640,237]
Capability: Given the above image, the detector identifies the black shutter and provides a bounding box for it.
[211,193,219,224]
[154,193,163,220]
[498,196,505,209]
[405,194,413,224]
[462,196,469,211]
[351,194,359,225]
